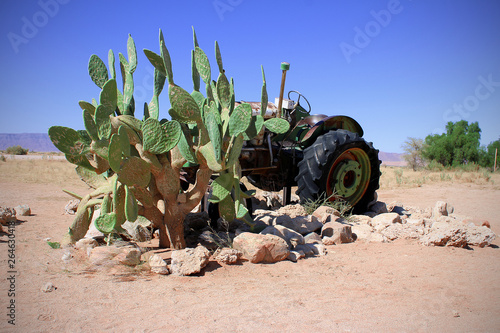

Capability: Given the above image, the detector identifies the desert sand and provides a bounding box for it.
[0,159,499,332]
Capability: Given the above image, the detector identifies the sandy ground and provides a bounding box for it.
[0,165,499,332]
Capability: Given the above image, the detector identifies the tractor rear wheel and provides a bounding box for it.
[295,130,380,213]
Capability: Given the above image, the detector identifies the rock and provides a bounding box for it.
[287,250,305,262]
[14,204,30,216]
[258,191,281,208]
[321,220,354,243]
[465,225,496,248]
[370,213,402,232]
[115,248,142,266]
[148,254,170,275]
[233,232,290,264]
[304,232,322,244]
[367,232,385,243]
[309,243,327,256]
[255,215,274,226]
[41,282,56,293]
[420,222,468,247]
[351,224,374,241]
[322,235,338,245]
[380,223,403,241]
[482,221,491,228]
[349,215,372,225]
[261,225,304,248]
[184,211,210,230]
[370,201,388,215]
[276,215,323,236]
[364,211,378,218]
[89,246,123,265]
[85,209,104,239]
[406,218,425,227]
[312,206,341,223]
[61,251,73,261]
[293,243,316,256]
[75,238,98,256]
[171,245,210,276]
[122,216,152,242]
[447,204,455,215]
[276,204,307,218]
[64,199,79,215]
[214,248,243,265]
[0,206,16,225]
[433,201,449,218]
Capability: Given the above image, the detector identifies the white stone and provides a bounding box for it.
[148,254,170,275]
[171,245,210,276]
[261,225,305,248]
[287,250,305,262]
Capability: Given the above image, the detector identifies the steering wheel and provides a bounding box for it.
[287,90,311,114]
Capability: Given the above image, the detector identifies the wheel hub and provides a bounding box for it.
[333,159,362,197]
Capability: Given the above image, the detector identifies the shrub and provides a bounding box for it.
[427,160,445,172]
[5,145,29,155]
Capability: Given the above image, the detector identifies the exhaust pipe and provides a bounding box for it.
[277,62,290,119]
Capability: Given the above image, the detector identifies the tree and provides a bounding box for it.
[401,137,425,171]
[479,139,500,168]
[422,120,481,166]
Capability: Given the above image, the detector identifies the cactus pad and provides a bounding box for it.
[228,103,252,136]
[161,120,182,152]
[118,156,151,188]
[94,213,117,234]
[209,173,233,203]
[108,133,123,172]
[215,41,223,73]
[194,46,211,85]
[79,101,96,116]
[264,118,290,134]
[100,79,118,112]
[88,54,109,88]
[217,73,231,109]
[218,195,235,222]
[48,126,88,156]
[127,34,137,74]
[94,105,113,140]
[108,49,116,79]
[124,185,138,222]
[83,110,99,141]
[143,49,167,76]
[168,84,201,123]
[142,118,170,154]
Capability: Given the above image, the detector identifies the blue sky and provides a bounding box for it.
[1,0,499,153]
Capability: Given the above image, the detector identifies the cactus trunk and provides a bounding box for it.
[163,205,186,249]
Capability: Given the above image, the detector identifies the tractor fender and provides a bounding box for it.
[299,115,364,147]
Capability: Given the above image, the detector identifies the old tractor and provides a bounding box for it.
[237,62,381,214]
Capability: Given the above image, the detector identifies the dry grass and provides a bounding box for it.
[0,157,82,188]
[379,165,500,190]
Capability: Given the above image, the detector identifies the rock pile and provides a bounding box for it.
[66,198,496,276]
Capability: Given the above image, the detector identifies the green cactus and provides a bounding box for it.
[50,30,288,249]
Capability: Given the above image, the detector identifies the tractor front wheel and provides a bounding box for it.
[295,130,380,213]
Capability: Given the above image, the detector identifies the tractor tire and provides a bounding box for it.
[295,129,380,214]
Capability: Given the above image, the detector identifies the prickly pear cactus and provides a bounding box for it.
[49,29,289,249]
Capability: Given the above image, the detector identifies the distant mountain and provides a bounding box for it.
[378,151,406,166]
[0,133,57,152]
[0,133,406,166]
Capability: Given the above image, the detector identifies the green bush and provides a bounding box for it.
[0,155,6,162]
[427,160,445,172]
[5,145,29,155]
